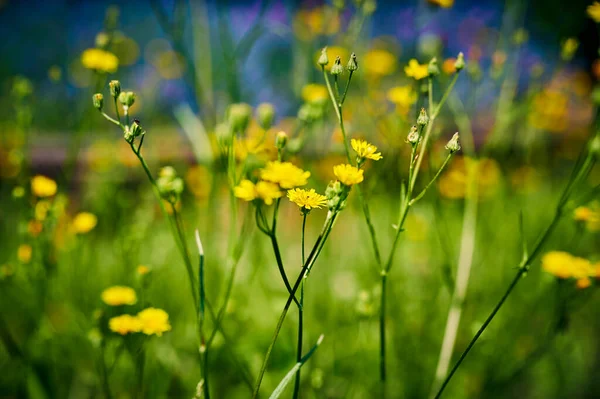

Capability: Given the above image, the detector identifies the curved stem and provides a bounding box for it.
[292,213,308,399]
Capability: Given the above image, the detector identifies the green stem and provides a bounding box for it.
[136,349,145,399]
[410,153,453,206]
[292,213,308,399]
[379,272,387,385]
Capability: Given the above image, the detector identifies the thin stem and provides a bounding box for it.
[379,273,387,384]
[101,112,121,127]
[100,340,112,399]
[293,213,308,399]
[340,71,354,105]
[410,153,453,206]
[136,349,145,399]
[432,74,460,119]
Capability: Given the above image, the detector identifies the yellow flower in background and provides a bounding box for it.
[234,180,258,202]
[301,84,328,103]
[351,139,383,161]
[404,59,429,80]
[260,161,310,189]
[588,2,600,22]
[255,181,284,205]
[109,314,142,335]
[185,165,212,200]
[287,188,328,210]
[364,49,397,77]
[561,38,579,61]
[574,204,600,232]
[387,86,417,111]
[101,286,137,306]
[295,6,340,40]
[17,244,32,264]
[81,48,119,73]
[316,46,349,71]
[137,265,150,275]
[31,175,57,198]
[427,0,454,7]
[542,251,596,289]
[333,164,364,186]
[442,58,457,74]
[528,89,568,133]
[35,200,51,221]
[137,308,172,336]
[438,157,501,200]
[72,212,97,234]
[28,220,43,237]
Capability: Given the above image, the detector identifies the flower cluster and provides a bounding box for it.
[101,286,137,306]
[235,161,310,205]
[542,251,599,289]
[404,59,429,80]
[109,308,172,336]
[574,203,600,232]
[81,48,119,74]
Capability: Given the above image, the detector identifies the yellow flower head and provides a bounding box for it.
[542,251,596,287]
[387,86,417,108]
[81,48,119,73]
[137,265,150,275]
[260,161,311,189]
[588,2,600,23]
[101,286,137,306]
[255,181,283,205]
[351,139,382,161]
[364,49,397,77]
[18,244,32,264]
[35,200,51,221]
[333,164,364,186]
[137,308,172,336]
[574,204,600,232]
[72,212,97,234]
[427,0,454,7]
[301,84,328,103]
[287,188,328,210]
[234,180,258,202]
[31,175,57,198]
[109,314,142,335]
[404,59,429,80]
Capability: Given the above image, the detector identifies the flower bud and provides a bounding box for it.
[109,80,121,98]
[157,166,185,201]
[445,132,461,153]
[406,125,419,145]
[417,108,429,126]
[331,56,344,76]
[454,52,465,71]
[118,91,135,107]
[590,134,600,158]
[347,53,358,72]
[256,103,275,130]
[92,93,104,111]
[427,57,440,77]
[318,47,329,66]
[123,127,134,143]
[275,131,288,150]
[130,119,145,137]
[227,103,252,133]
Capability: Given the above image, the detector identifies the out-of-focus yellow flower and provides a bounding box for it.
[28,220,43,237]
[387,85,417,113]
[31,175,57,198]
[295,6,340,40]
[81,48,119,73]
[510,166,542,193]
[351,139,382,161]
[427,0,454,7]
[561,38,579,61]
[149,50,186,80]
[17,244,32,264]
[442,58,457,75]
[333,164,364,186]
[260,161,310,189]
[137,308,172,336]
[528,89,568,133]
[255,181,284,205]
[302,84,328,103]
[72,212,97,234]
[0,264,14,278]
[287,188,327,210]
[577,277,592,289]
[404,59,429,80]
[35,200,51,221]
[101,286,137,306]
[137,265,150,275]
[364,49,397,77]
[234,180,258,202]
[438,157,501,199]
[542,251,596,289]
[574,203,600,232]
[185,165,212,200]
[109,315,142,335]
[235,135,266,161]
[588,2,600,22]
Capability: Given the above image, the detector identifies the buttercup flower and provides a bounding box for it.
[333,164,364,186]
[363,49,396,77]
[351,139,382,161]
[387,86,417,110]
[255,181,284,205]
[81,48,119,73]
[109,315,142,335]
[302,84,328,103]
[574,204,600,232]
[404,59,429,80]
[427,0,454,7]
[137,308,172,336]
[542,251,596,289]
[260,161,311,189]
[287,188,328,210]
[101,286,137,306]
[72,212,98,234]
[31,175,57,198]
[234,180,258,202]
[588,2,600,22]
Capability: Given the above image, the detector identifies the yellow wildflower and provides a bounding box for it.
[351,139,382,161]
[81,48,119,73]
[438,157,501,200]
[17,244,32,264]
[387,86,417,112]
[234,180,258,202]
[364,49,397,77]
[137,308,172,336]
[333,164,364,186]
[404,59,429,80]
[72,212,97,234]
[561,38,579,61]
[28,220,43,237]
[101,286,137,306]
[542,251,596,289]
[255,181,284,205]
[301,84,328,103]
[442,58,457,75]
[35,200,51,221]
[260,161,311,189]
[574,204,600,232]
[137,265,150,275]
[577,277,591,289]
[588,2,600,22]
[109,315,142,335]
[185,165,212,200]
[287,188,328,210]
[427,0,454,7]
[31,175,57,198]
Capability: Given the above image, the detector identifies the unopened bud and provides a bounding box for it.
[427,57,440,77]
[228,103,252,133]
[92,93,104,111]
[118,91,135,107]
[347,53,358,72]
[130,119,145,137]
[256,103,275,130]
[275,131,288,149]
[123,127,134,143]
[445,132,461,153]
[331,56,344,76]
[454,52,465,71]
[417,108,429,126]
[109,80,121,98]
[318,47,329,66]
[590,135,600,158]
[406,125,419,145]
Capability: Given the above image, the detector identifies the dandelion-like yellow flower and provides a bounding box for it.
[542,251,596,289]
[387,86,417,108]
[260,161,311,189]
[109,314,142,335]
[404,59,429,80]
[234,180,258,202]
[137,265,150,275]
[137,308,172,336]
[574,204,600,232]
[351,139,382,161]
[427,0,454,7]
[17,244,32,264]
[101,286,137,306]
[287,188,328,210]
[588,2,600,23]
[31,175,57,198]
[81,48,119,73]
[234,180,283,205]
[72,212,97,234]
[364,49,397,77]
[301,84,328,103]
[333,164,364,186]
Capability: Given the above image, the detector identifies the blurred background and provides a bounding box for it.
[1,0,600,398]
